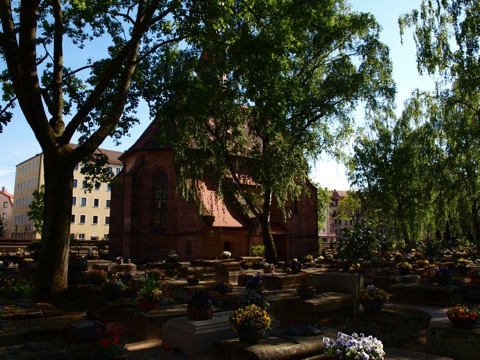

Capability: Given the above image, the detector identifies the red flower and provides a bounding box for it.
[100,339,111,348]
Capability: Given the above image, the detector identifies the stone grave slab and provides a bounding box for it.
[278,292,353,328]
[345,304,432,347]
[68,320,105,341]
[122,304,188,340]
[427,322,480,360]
[211,327,338,360]
[389,283,461,306]
[460,283,480,301]
[238,272,309,290]
[310,271,363,294]
[163,311,236,358]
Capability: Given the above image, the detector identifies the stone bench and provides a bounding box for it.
[389,283,461,306]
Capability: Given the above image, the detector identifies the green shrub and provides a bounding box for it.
[251,245,265,257]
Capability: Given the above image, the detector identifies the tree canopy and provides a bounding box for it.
[155,0,395,263]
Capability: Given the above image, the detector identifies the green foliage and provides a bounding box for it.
[27,240,42,252]
[250,245,265,257]
[338,223,385,265]
[1,277,33,299]
[399,1,480,252]
[156,0,395,264]
[27,185,45,234]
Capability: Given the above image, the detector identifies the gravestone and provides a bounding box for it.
[163,311,237,358]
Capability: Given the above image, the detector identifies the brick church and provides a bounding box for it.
[108,121,319,262]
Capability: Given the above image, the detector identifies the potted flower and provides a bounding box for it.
[286,258,303,273]
[93,323,128,359]
[435,267,454,286]
[416,259,430,269]
[221,251,231,259]
[243,274,266,294]
[237,289,270,310]
[228,304,271,344]
[101,279,125,301]
[396,261,412,275]
[167,250,179,263]
[456,258,469,275]
[2,277,32,300]
[187,291,214,320]
[263,263,275,274]
[136,274,163,311]
[467,268,480,285]
[322,332,385,360]
[87,269,108,286]
[207,280,232,296]
[446,304,480,327]
[358,285,389,312]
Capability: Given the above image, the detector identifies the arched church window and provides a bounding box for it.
[154,170,168,232]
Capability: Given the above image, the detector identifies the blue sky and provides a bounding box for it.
[0,0,433,193]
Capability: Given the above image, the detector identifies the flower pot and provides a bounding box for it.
[139,301,157,311]
[448,317,478,328]
[296,287,316,299]
[361,301,384,313]
[236,329,264,344]
[187,306,213,321]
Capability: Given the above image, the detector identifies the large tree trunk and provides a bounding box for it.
[261,186,278,264]
[35,154,75,302]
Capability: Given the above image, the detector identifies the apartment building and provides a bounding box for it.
[12,146,123,240]
[0,186,14,238]
[319,189,353,247]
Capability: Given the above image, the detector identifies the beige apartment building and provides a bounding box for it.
[319,189,353,248]
[0,186,14,238]
[12,146,123,240]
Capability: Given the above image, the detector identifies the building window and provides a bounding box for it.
[2,213,6,220]
[93,198,99,207]
[81,197,87,206]
[116,168,121,175]
[80,215,86,224]
[108,166,113,174]
[154,170,168,232]
[71,214,75,223]
[94,183,100,190]
[82,180,87,188]
[105,216,110,225]
[2,201,7,208]
[72,197,77,206]
[92,215,98,224]
[73,179,77,188]
[105,200,111,208]
[78,233,85,240]
[74,164,79,171]
[107,183,111,191]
